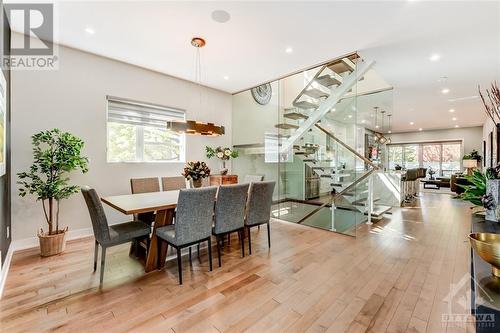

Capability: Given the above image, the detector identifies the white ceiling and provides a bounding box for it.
[7,0,500,132]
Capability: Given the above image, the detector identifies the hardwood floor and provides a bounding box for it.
[0,193,475,332]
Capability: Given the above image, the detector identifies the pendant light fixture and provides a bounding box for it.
[167,37,225,136]
[373,107,380,142]
[379,111,387,144]
[386,114,392,144]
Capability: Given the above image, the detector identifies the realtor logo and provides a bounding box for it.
[3,3,58,70]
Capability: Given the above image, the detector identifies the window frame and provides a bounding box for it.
[105,96,186,164]
[386,140,463,176]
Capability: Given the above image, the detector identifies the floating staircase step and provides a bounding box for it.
[316,74,342,88]
[342,189,369,197]
[364,205,392,217]
[275,123,299,130]
[328,58,355,74]
[303,159,317,163]
[293,100,319,109]
[303,88,329,99]
[351,197,381,206]
[284,112,308,120]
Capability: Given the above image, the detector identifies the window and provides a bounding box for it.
[387,141,462,176]
[106,96,185,162]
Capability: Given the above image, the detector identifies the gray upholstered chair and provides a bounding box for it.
[156,186,217,284]
[245,181,276,254]
[243,175,264,183]
[81,187,151,286]
[130,177,160,224]
[161,176,186,191]
[213,183,249,267]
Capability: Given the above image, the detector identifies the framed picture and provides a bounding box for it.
[0,71,6,177]
[489,131,494,168]
[483,140,487,167]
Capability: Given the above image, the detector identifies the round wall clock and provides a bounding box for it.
[251,83,272,105]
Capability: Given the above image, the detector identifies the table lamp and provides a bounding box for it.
[463,159,477,176]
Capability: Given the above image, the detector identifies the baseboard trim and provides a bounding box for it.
[0,227,93,299]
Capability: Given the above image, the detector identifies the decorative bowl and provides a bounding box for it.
[469,233,500,277]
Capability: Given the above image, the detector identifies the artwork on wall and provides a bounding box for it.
[483,140,487,167]
[0,71,6,176]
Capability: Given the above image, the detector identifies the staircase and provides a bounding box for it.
[275,53,391,226]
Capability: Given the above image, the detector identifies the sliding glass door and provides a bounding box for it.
[387,141,462,176]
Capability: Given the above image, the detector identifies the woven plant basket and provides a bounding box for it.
[38,227,68,257]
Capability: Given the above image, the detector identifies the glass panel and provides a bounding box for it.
[422,144,441,176]
[442,143,461,176]
[107,122,136,162]
[388,145,403,170]
[403,145,419,169]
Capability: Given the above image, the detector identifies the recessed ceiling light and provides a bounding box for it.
[331,108,336,112]
[223,76,229,80]
[449,109,455,113]
[429,54,440,62]
[452,117,457,121]
[455,124,460,128]
[348,115,352,118]
[410,121,415,125]
[441,88,450,94]
[85,27,95,34]
[361,119,366,124]
[285,47,293,54]
[418,128,423,131]
[211,10,231,23]
[375,125,379,129]
[388,130,392,134]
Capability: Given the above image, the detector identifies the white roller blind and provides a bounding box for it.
[107,96,185,128]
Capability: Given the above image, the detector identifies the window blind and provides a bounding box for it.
[107,96,185,129]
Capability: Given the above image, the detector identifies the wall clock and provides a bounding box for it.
[251,83,272,105]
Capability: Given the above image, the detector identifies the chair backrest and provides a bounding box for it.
[175,187,217,244]
[244,175,264,183]
[81,187,110,243]
[406,169,418,181]
[130,177,160,194]
[162,176,186,191]
[214,183,249,234]
[245,181,276,226]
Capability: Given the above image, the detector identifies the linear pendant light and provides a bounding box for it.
[166,37,225,136]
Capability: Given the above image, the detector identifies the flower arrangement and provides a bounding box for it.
[205,146,239,161]
[206,146,238,175]
[182,161,210,181]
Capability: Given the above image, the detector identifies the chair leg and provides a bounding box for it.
[217,236,222,268]
[240,230,245,258]
[207,238,213,271]
[189,246,192,264]
[157,238,162,270]
[100,246,106,287]
[177,247,183,285]
[197,243,200,257]
[248,227,252,255]
[93,240,98,272]
[267,223,271,249]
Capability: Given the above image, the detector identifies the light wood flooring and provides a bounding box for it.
[0,193,475,332]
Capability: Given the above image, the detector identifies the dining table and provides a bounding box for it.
[101,190,180,272]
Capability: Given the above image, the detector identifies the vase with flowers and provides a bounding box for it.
[182,161,210,188]
[205,146,239,175]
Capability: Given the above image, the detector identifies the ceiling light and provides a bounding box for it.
[361,119,366,124]
[455,125,460,128]
[348,115,352,119]
[85,27,95,34]
[375,125,379,129]
[449,109,455,113]
[211,10,231,23]
[441,88,450,94]
[419,128,423,131]
[223,76,229,80]
[452,117,457,121]
[285,47,293,54]
[388,130,392,134]
[410,122,414,125]
[429,54,440,62]
[332,108,336,111]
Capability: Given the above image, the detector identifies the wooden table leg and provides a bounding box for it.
[145,208,174,272]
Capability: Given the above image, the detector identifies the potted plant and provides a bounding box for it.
[459,165,500,221]
[394,164,402,171]
[205,146,238,175]
[17,129,88,256]
[182,161,210,188]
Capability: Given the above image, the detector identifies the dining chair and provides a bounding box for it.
[245,181,276,255]
[130,177,160,224]
[243,175,264,183]
[213,183,249,267]
[161,176,186,191]
[156,187,217,284]
[81,187,151,286]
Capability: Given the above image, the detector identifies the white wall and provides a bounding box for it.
[389,126,483,156]
[11,35,232,240]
